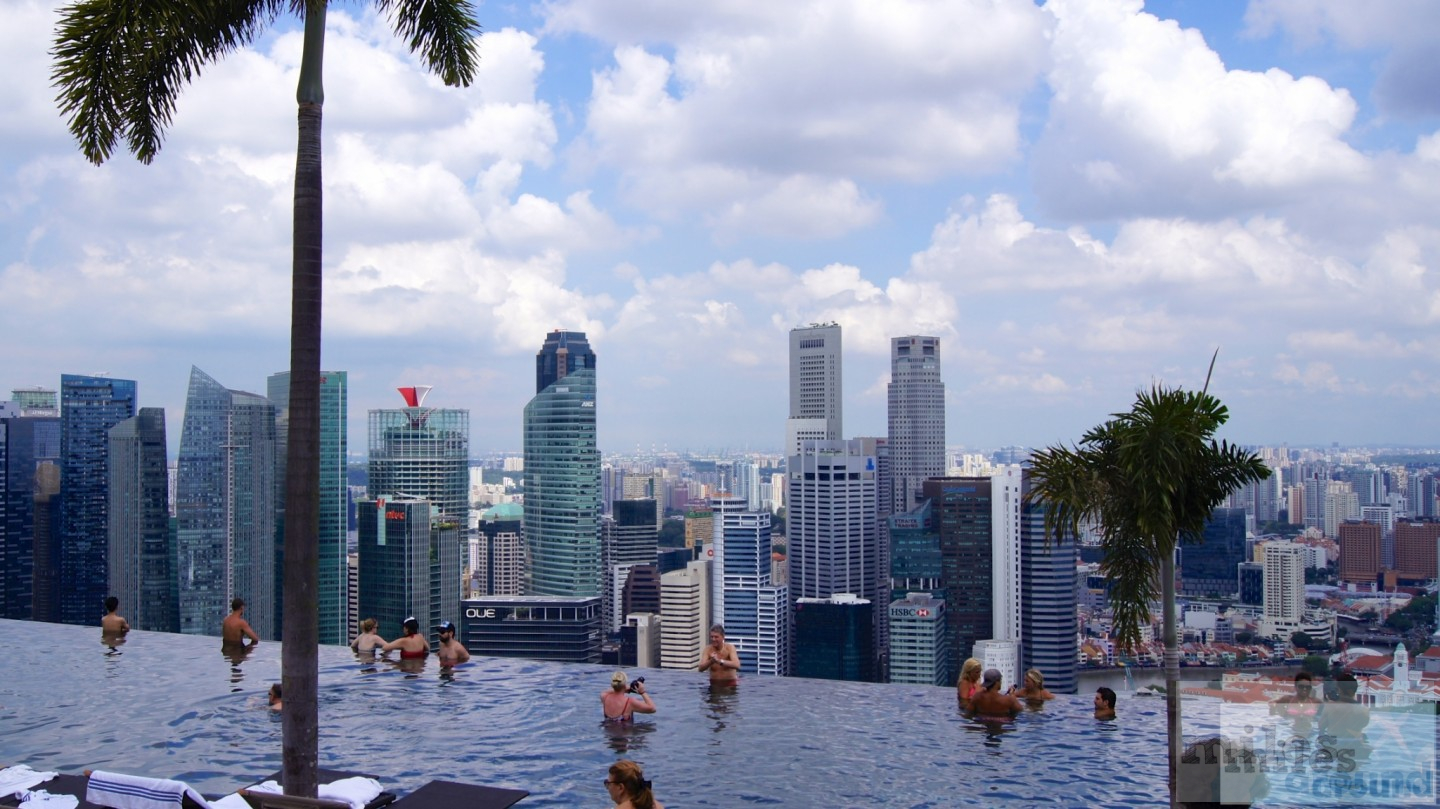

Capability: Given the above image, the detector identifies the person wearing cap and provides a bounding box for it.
[435,620,470,667]
[380,617,429,659]
[601,671,656,722]
[968,669,1023,718]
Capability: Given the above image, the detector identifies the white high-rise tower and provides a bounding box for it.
[887,336,944,514]
[786,323,842,456]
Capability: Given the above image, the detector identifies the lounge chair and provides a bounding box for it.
[239,780,526,809]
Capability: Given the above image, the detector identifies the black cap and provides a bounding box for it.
[436,620,456,633]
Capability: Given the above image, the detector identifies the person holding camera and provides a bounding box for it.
[602,671,656,721]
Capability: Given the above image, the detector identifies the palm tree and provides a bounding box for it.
[1026,360,1270,806]
[52,1,480,796]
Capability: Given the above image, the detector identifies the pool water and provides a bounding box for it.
[0,619,1178,807]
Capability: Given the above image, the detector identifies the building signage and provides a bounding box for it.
[465,607,502,619]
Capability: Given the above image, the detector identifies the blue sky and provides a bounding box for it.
[2,0,1439,455]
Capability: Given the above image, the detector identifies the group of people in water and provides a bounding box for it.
[955,656,1118,721]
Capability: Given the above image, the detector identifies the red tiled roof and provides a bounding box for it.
[1348,654,1393,671]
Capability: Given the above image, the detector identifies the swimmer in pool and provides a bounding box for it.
[968,669,1023,718]
[380,617,428,659]
[101,596,130,635]
[1094,687,1117,720]
[1269,671,1320,735]
[222,598,260,648]
[698,624,740,683]
[267,683,282,711]
[350,618,386,654]
[435,621,469,667]
[1012,669,1055,703]
[602,671,656,722]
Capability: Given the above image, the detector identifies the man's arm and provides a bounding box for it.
[243,621,260,643]
[455,645,471,664]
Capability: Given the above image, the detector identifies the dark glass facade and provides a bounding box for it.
[59,374,137,626]
[357,497,433,646]
[1019,490,1078,694]
[0,413,59,620]
[107,408,174,632]
[793,597,875,682]
[459,596,602,663]
[1238,561,1264,606]
[1180,507,1247,597]
[888,499,942,604]
[923,477,994,676]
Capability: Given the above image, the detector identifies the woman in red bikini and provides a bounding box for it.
[380,617,429,660]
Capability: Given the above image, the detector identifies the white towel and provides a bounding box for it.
[206,795,251,809]
[317,777,382,809]
[18,788,79,809]
[0,765,57,796]
[85,770,211,809]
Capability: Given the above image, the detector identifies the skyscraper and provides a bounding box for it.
[1180,507,1248,598]
[1019,478,1078,695]
[602,498,660,631]
[524,330,600,597]
[1259,542,1306,639]
[887,336,944,514]
[793,594,874,681]
[0,393,60,620]
[107,408,174,632]
[59,374,137,626]
[1394,521,1440,582]
[356,496,433,642]
[175,367,277,638]
[269,370,348,644]
[474,503,526,597]
[888,592,950,686]
[786,323,842,456]
[660,559,711,670]
[368,386,469,523]
[712,493,789,675]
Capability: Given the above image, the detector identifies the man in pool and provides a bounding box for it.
[1094,687,1117,720]
[101,596,130,635]
[969,669,1023,718]
[435,620,470,667]
[698,624,740,683]
[222,598,260,647]
[380,617,429,659]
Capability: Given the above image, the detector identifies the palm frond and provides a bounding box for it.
[378,0,482,87]
[52,0,283,164]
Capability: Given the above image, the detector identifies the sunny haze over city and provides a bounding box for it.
[3,0,1439,453]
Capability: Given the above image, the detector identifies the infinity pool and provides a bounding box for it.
[0,619,1179,806]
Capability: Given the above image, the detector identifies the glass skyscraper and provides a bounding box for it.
[367,387,468,525]
[107,407,174,632]
[711,493,788,675]
[524,330,600,598]
[1180,507,1248,597]
[0,396,60,621]
[175,367,278,638]
[269,370,349,644]
[59,374,137,626]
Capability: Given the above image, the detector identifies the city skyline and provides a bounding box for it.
[3,2,1440,452]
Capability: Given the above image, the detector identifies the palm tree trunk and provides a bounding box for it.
[1162,549,1180,807]
[281,1,325,799]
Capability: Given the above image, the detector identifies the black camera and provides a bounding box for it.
[628,676,645,693]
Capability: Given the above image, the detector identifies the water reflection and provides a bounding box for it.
[223,643,255,692]
[601,720,655,754]
[703,682,737,732]
[101,632,127,656]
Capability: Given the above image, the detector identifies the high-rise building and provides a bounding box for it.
[458,595,602,663]
[59,374,137,625]
[889,500,943,604]
[0,398,60,620]
[794,594,874,681]
[269,370,348,645]
[1337,521,1382,584]
[1259,542,1306,639]
[786,323,842,456]
[1238,561,1264,606]
[887,336,944,515]
[888,592,950,685]
[368,386,468,524]
[712,494,789,675]
[474,503,526,597]
[1324,481,1359,538]
[1394,521,1440,582]
[107,408,174,632]
[524,330,600,597]
[357,496,451,647]
[660,559,711,670]
[1180,508,1248,597]
[602,498,659,631]
[1019,480,1078,695]
[175,367,277,638]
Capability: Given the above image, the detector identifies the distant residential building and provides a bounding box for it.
[1394,521,1440,582]
[1338,521,1383,584]
[794,594,874,681]
[524,330,601,598]
[1260,541,1332,643]
[474,503,525,597]
[175,368,276,638]
[106,408,174,633]
[888,592,950,685]
[1324,481,1359,538]
[59,374,137,625]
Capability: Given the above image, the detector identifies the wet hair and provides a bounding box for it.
[1096,687,1117,710]
[360,618,376,633]
[105,596,119,613]
[231,597,245,611]
[269,683,282,701]
[608,760,656,809]
[959,657,982,685]
[710,624,725,637]
[1025,668,1044,687]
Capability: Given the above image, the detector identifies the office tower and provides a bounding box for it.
[621,564,661,619]
[58,374,137,625]
[889,500,943,604]
[1259,542,1306,639]
[623,613,663,668]
[888,592,950,685]
[684,507,712,550]
[1180,508,1247,597]
[368,386,468,523]
[12,388,59,415]
[786,323,842,456]
[357,496,434,643]
[107,408,174,632]
[887,336,944,515]
[1238,561,1264,606]
[712,493,789,675]
[788,440,881,602]
[1337,521,1382,583]
[660,559,711,670]
[269,370,348,645]
[603,498,659,631]
[922,469,1023,678]
[794,594,874,681]
[475,503,526,596]
[175,367,277,638]
[0,400,60,620]
[524,330,601,597]
[1395,521,1440,582]
[1019,479,1078,695]
[457,595,602,663]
